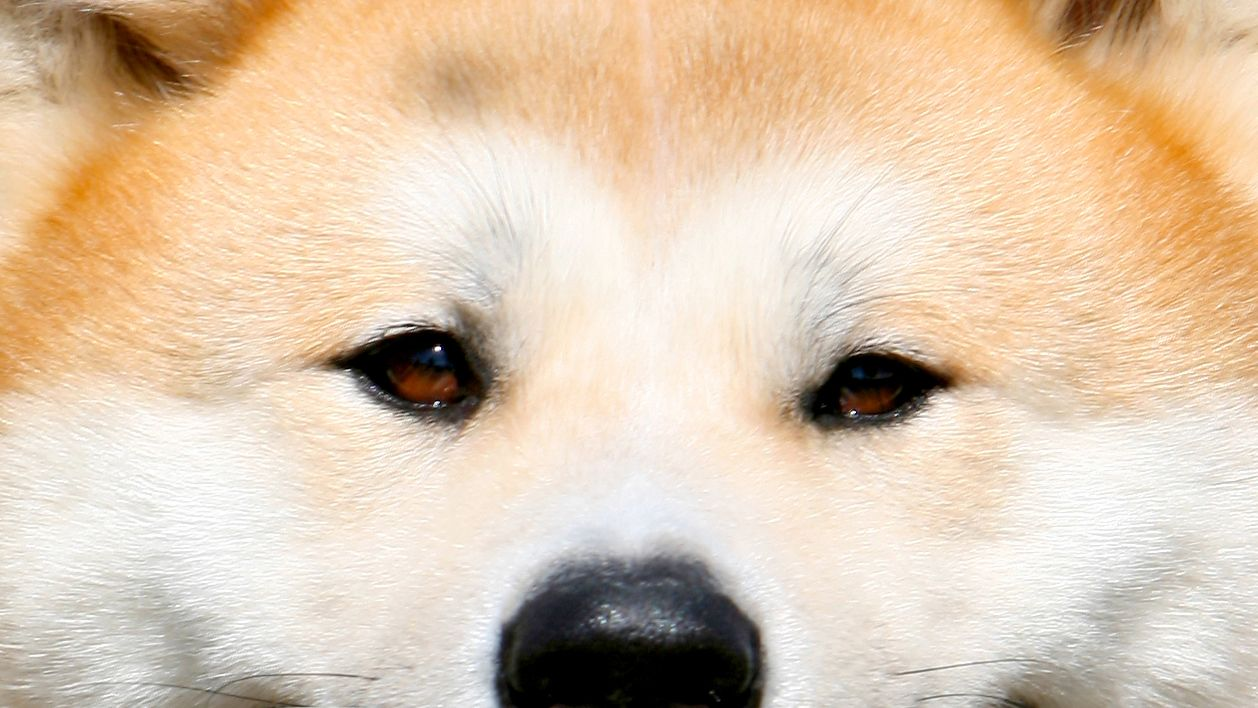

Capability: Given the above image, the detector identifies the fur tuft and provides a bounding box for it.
[1019,0,1258,200]
[1052,0,1157,45]
[1024,0,1258,51]
[0,0,253,242]
[16,0,255,96]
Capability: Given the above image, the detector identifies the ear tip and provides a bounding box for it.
[1023,0,1161,45]
[1024,0,1258,58]
[47,0,251,96]
[1054,0,1158,42]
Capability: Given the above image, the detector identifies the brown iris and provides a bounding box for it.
[342,329,482,412]
[807,353,941,425]
[386,348,464,405]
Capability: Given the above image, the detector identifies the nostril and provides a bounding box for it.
[497,558,762,708]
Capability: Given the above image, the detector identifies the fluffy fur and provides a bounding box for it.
[2,0,1258,705]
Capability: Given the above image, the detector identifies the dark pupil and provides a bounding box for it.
[380,336,468,404]
[807,352,940,426]
[336,328,485,413]
[848,362,896,382]
[410,343,452,371]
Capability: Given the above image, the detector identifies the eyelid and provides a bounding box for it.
[333,326,490,421]
[819,339,956,388]
[802,350,948,428]
[335,319,461,364]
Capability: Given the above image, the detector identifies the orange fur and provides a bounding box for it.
[3,1,1258,705]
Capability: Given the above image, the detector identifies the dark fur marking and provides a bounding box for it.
[94,13,192,97]
[1057,0,1157,43]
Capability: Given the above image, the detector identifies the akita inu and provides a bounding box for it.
[3,0,1258,706]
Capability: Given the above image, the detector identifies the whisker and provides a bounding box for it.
[812,165,895,266]
[813,284,983,327]
[75,680,309,707]
[1207,473,1258,488]
[892,657,1055,677]
[914,692,1030,707]
[796,166,897,307]
[211,672,379,694]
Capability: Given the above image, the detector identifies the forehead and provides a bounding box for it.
[152,0,1122,192]
[384,0,1076,185]
[3,0,1254,397]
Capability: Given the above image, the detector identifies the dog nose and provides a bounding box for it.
[497,557,762,708]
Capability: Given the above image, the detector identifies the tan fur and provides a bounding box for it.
[1023,0,1258,195]
[0,0,263,236]
[2,0,1258,705]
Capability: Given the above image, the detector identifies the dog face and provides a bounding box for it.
[3,0,1258,706]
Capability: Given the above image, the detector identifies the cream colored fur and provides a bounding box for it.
[1027,0,1258,196]
[2,1,1258,706]
[0,0,241,233]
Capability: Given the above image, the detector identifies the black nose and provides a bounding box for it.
[497,557,762,708]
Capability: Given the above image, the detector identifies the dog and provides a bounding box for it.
[3,0,1258,705]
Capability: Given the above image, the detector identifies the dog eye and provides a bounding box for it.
[806,353,942,426]
[339,329,483,414]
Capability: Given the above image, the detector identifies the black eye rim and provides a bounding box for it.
[334,326,487,418]
[803,351,948,428]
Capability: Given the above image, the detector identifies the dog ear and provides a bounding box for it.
[1023,0,1258,57]
[0,1,258,226]
[1019,0,1258,199]
[12,0,257,98]
[1028,0,1157,47]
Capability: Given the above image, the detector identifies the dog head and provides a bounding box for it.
[3,1,1258,705]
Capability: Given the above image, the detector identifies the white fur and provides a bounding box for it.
[4,128,1258,705]
[4,1,1258,706]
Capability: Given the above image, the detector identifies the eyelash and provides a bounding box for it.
[336,327,486,419]
[803,351,947,428]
